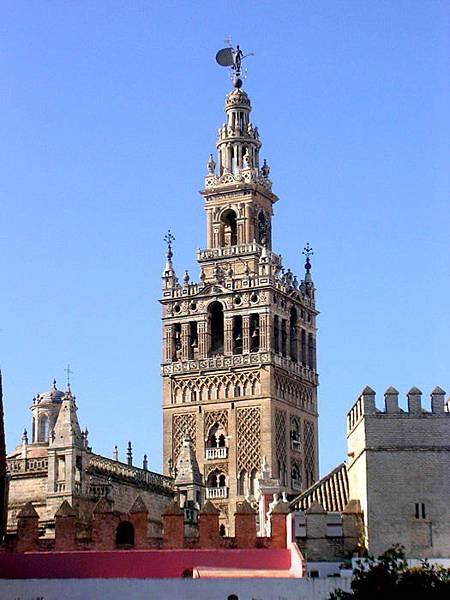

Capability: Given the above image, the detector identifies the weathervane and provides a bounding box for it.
[302,243,314,273]
[163,229,175,258]
[64,364,73,390]
[216,39,254,89]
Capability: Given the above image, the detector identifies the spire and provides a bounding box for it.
[50,388,83,448]
[162,230,177,290]
[174,436,202,486]
[302,243,314,284]
[127,441,133,466]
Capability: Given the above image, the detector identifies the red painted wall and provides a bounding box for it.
[0,548,291,579]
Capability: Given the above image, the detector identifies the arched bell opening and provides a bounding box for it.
[38,415,49,443]
[220,209,238,247]
[289,307,298,362]
[209,301,224,355]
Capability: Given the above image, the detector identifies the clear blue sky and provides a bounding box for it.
[1,1,449,477]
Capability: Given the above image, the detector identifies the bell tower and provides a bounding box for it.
[161,53,319,533]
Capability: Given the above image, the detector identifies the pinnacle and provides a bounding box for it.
[384,386,399,394]
[361,385,375,395]
[129,496,148,514]
[200,500,220,515]
[55,500,77,518]
[235,499,256,514]
[431,386,446,395]
[18,502,39,519]
[162,499,183,516]
[93,497,113,514]
[407,386,422,395]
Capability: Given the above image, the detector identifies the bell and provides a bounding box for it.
[191,339,198,348]
[251,328,259,338]
[235,332,242,342]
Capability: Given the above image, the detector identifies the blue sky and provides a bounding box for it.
[1,1,449,477]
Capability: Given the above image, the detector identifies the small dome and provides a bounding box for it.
[36,380,65,405]
[225,88,251,110]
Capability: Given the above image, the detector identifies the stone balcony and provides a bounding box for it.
[205,447,228,460]
[206,486,228,499]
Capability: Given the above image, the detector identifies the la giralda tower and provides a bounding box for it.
[161,47,319,533]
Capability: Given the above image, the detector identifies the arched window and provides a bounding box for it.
[301,329,307,365]
[207,469,226,489]
[291,417,301,451]
[249,468,258,496]
[290,307,298,362]
[308,333,315,369]
[219,524,226,537]
[38,415,49,442]
[209,301,224,355]
[250,314,260,352]
[238,469,247,496]
[233,315,243,354]
[257,211,268,244]
[273,316,280,353]
[281,320,287,357]
[221,209,238,246]
[218,434,226,448]
[115,521,135,547]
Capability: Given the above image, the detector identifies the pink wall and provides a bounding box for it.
[0,548,291,579]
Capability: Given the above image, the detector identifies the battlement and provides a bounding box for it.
[347,386,447,434]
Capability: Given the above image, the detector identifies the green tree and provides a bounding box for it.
[330,546,450,600]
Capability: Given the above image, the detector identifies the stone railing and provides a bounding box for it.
[87,454,174,495]
[162,351,318,386]
[87,483,112,499]
[7,457,48,474]
[162,351,271,376]
[205,447,228,460]
[206,486,228,499]
[197,242,262,262]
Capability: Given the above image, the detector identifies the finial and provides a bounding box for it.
[127,441,133,466]
[143,454,148,470]
[302,243,314,274]
[64,364,73,391]
[183,270,190,285]
[261,159,270,178]
[207,154,216,175]
[113,445,118,461]
[52,378,57,389]
[215,41,254,88]
[163,230,175,260]
[22,428,28,444]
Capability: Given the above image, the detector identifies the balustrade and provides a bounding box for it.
[205,447,228,460]
[206,486,228,499]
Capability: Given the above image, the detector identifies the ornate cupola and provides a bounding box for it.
[161,47,319,535]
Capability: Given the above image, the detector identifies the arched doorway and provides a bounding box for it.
[115,521,135,547]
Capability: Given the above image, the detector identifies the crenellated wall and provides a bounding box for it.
[347,385,450,557]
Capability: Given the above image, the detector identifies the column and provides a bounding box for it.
[181,323,190,361]
[164,325,174,362]
[259,314,269,351]
[224,317,233,355]
[242,315,250,354]
[198,319,208,358]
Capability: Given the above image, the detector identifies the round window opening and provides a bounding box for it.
[250,293,259,304]
[173,304,181,314]
[190,302,197,311]
[234,296,242,306]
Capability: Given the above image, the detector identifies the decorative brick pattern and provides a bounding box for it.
[236,407,261,472]
[172,413,196,463]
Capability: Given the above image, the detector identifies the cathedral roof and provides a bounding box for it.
[290,462,349,513]
[36,380,65,405]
